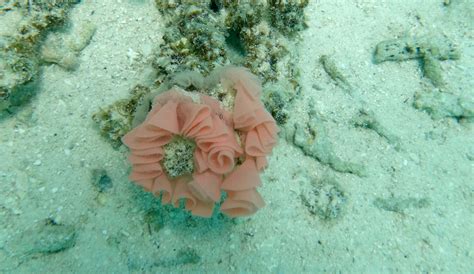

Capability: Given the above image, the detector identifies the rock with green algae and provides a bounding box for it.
[92,85,151,148]
[152,2,228,84]
[0,1,78,116]
[221,0,307,84]
[374,35,460,88]
[268,0,309,35]
[374,35,460,63]
[154,0,306,82]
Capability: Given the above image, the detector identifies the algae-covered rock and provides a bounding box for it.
[0,1,77,116]
[374,35,460,63]
[374,35,460,88]
[152,2,227,83]
[268,0,309,35]
[92,85,151,148]
[152,0,306,98]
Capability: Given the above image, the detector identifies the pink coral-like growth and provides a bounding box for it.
[122,67,278,217]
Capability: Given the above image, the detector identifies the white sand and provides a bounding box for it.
[0,0,472,273]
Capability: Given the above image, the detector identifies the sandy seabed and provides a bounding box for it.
[0,0,473,273]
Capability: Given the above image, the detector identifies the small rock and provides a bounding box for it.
[6,218,77,256]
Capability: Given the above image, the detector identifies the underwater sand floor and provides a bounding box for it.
[1,0,473,273]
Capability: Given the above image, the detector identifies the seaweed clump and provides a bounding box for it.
[0,1,78,117]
